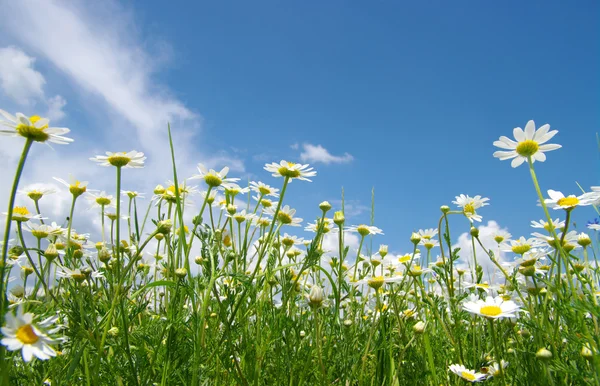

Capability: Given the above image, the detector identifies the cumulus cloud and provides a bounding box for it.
[453,220,509,282]
[299,143,353,165]
[0,46,46,105]
[0,1,243,241]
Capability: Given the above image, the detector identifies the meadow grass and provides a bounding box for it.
[0,114,599,385]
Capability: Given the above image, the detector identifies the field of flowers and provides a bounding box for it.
[1,111,599,385]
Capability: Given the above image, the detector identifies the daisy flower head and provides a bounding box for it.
[501,236,542,256]
[122,190,144,199]
[53,175,88,197]
[462,295,520,319]
[86,191,114,209]
[18,186,56,202]
[346,225,384,237]
[531,218,565,232]
[24,222,63,240]
[1,305,60,362]
[189,164,239,188]
[4,206,44,222]
[453,194,489,222]
[223,183,250,197]
[305,218,337,234]
[90,151,145,168]
[418,228,438,240]
[493,120,561,168]
[420,238,439,250]
[267,205,302,227]
[449,364,487,383]
[0,110,72,144]
[249,181,280,197]
[264,160,316,182]
[544,190,592,211]
[492,230,512,244]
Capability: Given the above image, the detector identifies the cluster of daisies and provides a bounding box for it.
[0,110,598,386]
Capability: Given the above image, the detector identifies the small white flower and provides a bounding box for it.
[90,150,145,168]
[1,305,60,362]
[0,110,72,144]
[462,295,520,319]
[453,194,489,222]
[449,364,487,382]
[493,120,561,168]
[189,164,239,188]
[264,160,316,182]
[544,190,593,211]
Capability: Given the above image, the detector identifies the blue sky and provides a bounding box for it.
[0,1,598,259]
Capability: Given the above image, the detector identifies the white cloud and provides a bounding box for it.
[0,1,245,244]
[0,46,46,105]
[290,143,299,150]
[46,95,67,121]
[299,143,353,165]
[453,220,509,282]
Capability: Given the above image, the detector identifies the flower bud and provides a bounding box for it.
[157,219,173,235]
[581,346,594,360]
[108,327,119,336]
[154,185,165,195]
[440,205,450,214]
[470,226,479,238]
[308,286,324,308]
[319,201,332,213]
[536,348,552,361]
[410,232,421,245]
[413,321,426,334]
[44,243,59,260]
[333,211,345,226]
[378,245,388,258]
[175,268,188,279]
[98,247,111,263]
[194,256,204,265]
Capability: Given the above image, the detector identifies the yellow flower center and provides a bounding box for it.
[261,199,273,208]
[204,174,223,187]
[107,153,132,167]
[511,244,530,255]
[96,197,111,206]
[278,163,301,178]
[13,206,30,216]
[15,115,50,142]
[277,212,293,224]
[27,190,44,201]
[556,196,579,208]
[357,225,370,237]
[258,186,271,195]
[398,255,411,263]
[282,238,294,247]
[69,181,87,197]
[16,324,39,344]
[463,203,475,215]
[480,305,502,317]
[32,230,49,239]
[516,140,539,157]
[461,371,476,381]
[368,276,385,290]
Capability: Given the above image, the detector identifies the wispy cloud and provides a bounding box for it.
[299,143,353,165]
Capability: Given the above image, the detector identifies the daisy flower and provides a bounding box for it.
[249,181,279,197]
[90,151,146,168]
[18,186,56,202]
[544,190,593,211]
[420,238,439,250]
[0,110,72,144]
[189,164,239,188]
[418,228,438,240]
[57,267,104,282]
[304,218,337,234]
[492,230,512,244]
[462,295,520,319]
[4,206,45,222]
[500,236,542,255]
[449,364,487,383]
[346,225,384,237]
[267,205,302,227]
[280,233,305,247]
[493,120,561,168]
[453,194,489,222]
[353,275,403,290]
[532,230,580,252]
[264,160,316,182]
[1,305,60,362]
[531,218,565,232]
[24,222,63,239]
[86,191,115,210]
[122,190,144,199]
[223,183,250,196]
[227,209,257,224]
[53,175,88,197]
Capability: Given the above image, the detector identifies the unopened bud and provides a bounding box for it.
[333,211,345,226]
[470,227,479,238]
[44,243,59,260]
[536,348,552,360]
[319,201,332,213]
[410,232,421,245]
[175,268,188,279]
[440,205,450,214]
[413,321,425,334]
[308,286,324,308]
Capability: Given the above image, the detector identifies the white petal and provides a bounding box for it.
[0,109,17,122]
[524,120,536,140]
[539,143,561,152]
[534,152,546,162]
[511,157,526,168]
[34,118,49,128]
[513,127,525,142]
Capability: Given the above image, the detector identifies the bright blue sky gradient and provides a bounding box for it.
[1,1,598,256]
